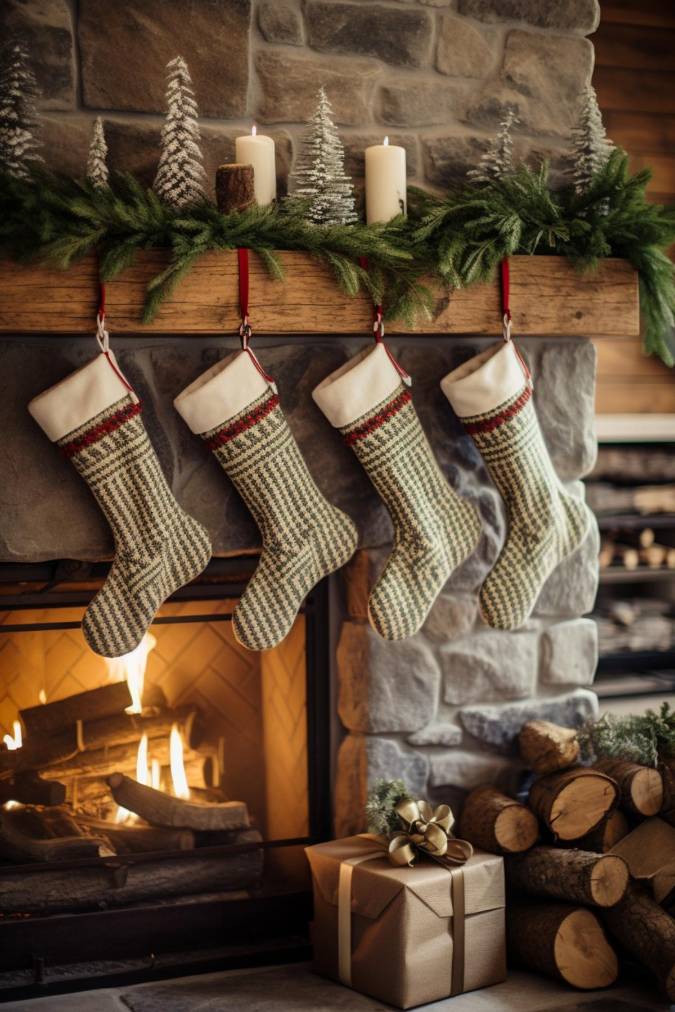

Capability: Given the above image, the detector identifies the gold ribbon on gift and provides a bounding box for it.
[338,799,473,994]
[387,799,474,870]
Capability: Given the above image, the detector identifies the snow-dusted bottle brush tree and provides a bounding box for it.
[153,55,206,210]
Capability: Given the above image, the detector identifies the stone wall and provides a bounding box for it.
[1,0,599,195]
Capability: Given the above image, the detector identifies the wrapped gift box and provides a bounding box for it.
[306,835,506,1010]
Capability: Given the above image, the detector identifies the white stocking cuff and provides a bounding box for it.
[28,352,135,442]
[441,340,527,419]
[312,343,404,429]
[174,349,273,435]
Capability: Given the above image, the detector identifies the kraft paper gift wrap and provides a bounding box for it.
[306,835,506,1009]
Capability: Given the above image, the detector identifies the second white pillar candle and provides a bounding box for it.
[365,137,407,224]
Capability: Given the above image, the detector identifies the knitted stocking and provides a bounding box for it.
[29,353,212,657]
[442,340,593,630]
[313,343,480,640]
[175,350,357,651]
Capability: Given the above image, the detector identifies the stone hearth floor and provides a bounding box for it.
[1,964,667,1011]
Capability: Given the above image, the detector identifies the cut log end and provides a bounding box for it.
[589,854,630,907]
[494,805,539,853]
[529,769,618,841]
[555,909,618,989]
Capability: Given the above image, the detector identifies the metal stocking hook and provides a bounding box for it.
[95,280,110,353]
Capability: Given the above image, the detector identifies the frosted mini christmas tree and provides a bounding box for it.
[467,108,516,185]
[0,40,42,179]
[289,87,357,225]
[570,85,614,195]
[86,116,109,189]
[153,56,206,210]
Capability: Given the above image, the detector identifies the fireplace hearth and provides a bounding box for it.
[0,558,331,1001]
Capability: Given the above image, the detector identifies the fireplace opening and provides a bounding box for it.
[0,558,332,1000]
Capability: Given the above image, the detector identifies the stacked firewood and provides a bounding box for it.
[458,719,675,1001]
[0,682,263,915]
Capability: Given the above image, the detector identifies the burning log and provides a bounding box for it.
[75,816,195,854]
[0,827,264,915]
[0,725,80,779]
[528,768,618,841]
[458,786,539,854]
[507,902,618,989]
[518,720,580,775]
[506,847,629,907]
[0,773,66,807]
[0,805,112,863]
[107,773,249,832]
[20,682,131,736]
[40,737,202,781]
[594,758,663,817]
[602,884,675,1001]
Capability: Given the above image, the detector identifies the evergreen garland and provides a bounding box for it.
[365,779,410,835]
[0,148,673,365]
[579,703,675,768]
[413,151,675,365]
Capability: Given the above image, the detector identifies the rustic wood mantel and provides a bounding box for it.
[0,252,639,338]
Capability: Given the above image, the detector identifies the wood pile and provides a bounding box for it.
[458,719,675,999]
[0,681,264,915]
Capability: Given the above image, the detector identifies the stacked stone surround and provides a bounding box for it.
[2,0,599,194]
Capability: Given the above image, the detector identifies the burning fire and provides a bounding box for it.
[38,689,47,705]
[151,758,161,790]
[170,724,190,800]
[3,720,22,751]
[105,632,157,714]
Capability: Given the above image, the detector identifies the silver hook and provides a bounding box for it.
[96,312,110,353]
[502,312,512,343]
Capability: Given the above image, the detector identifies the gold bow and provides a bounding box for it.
[387,799,473,869]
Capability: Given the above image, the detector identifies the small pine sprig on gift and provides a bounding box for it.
[365,779,410,835]
[0,39,42,180]
[288,86,357,226]
[570,85,614,197]
[579,702,675,768]
[153,55,206,210]
[86,117,109,190]
[467,108,517,185]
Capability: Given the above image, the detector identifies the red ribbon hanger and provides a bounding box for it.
[500,257,531,382]
[236,247,275,385]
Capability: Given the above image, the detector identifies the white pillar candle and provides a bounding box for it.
[365,136,407,224]
[234,126,277,207]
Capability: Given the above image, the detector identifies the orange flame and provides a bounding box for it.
[169,724,190,800]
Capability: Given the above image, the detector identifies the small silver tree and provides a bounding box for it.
[86,116,109,189]
[289,87,357,225]
[570,85,614,195]
[0,40,42,179]
[153,56,206,210]
[467,108,516,185]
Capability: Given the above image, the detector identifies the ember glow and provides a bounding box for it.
[169,724,190,800]
[105,632,157,714]
[3,720,22,751]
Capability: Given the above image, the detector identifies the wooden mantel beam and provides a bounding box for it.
[0,251,639,338]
